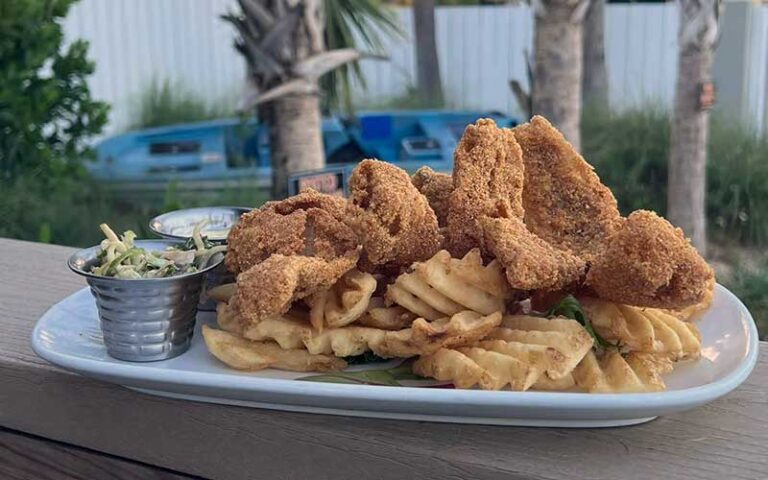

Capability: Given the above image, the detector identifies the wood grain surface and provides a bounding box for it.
[0,427,195,480]
[1,238,766,480]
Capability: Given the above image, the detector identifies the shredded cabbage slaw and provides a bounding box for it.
[91,222,226,279]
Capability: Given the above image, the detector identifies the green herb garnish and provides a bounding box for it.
[545,295,614,349]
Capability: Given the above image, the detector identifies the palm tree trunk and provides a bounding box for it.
[413,0,443,106]
[668,0,722,254]
[270,91,325,199]
[532,1,588,151]
[582,0,608,108]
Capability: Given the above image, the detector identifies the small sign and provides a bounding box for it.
[698,82,716,111]
[288,166,350,197]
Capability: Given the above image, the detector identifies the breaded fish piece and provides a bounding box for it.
[234,251,359,325]
[480,216,586,291]
[446,118,525,258]
[348,159,442,273]
[513,116,622,263]
[226,189,357,274]
[411,166,452,227]
[586,210,715,309]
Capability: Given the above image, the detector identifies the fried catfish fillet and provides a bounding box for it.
[233,251,359,325]
[586,210,715,309]
[348,159,442,273]
[445,118,525,258]
[226,189,357,275]
[512,116,623,263]
[480,216,586,291]
[411,166,452,227]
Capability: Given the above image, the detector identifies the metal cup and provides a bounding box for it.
[68,240,223,362]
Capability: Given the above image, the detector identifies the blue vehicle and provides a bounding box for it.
[90,110,517,192]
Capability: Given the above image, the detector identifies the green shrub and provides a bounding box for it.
[0,174,267,248]
[0,0,108,181]
[722,263,768,340]
[707,116,768,245]
[0,175,154,247]
[581,105,669,215]
[581,105,768,246]
[129,79,237,130]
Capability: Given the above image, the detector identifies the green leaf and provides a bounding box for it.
[388,362,422,381]
[321,0,403,113]
[546,295,614,349]
[298,369,401,386]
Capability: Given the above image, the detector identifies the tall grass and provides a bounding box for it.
[130,80,238,130]
[0,175,266,248]
[707,116,768,245]
[0,175,155,247]
[356,85,452,110]
[581,105,768,246]
[722,263,768,340]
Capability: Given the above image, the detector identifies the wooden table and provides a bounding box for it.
[1,238,766,480]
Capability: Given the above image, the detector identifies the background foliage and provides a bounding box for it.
[0,0,108,181]
[582,105,768,246]
[129,79,238,131]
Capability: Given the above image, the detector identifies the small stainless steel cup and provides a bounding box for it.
[149,207,249,311]
[148,206,251,243]
[68,240,223,362]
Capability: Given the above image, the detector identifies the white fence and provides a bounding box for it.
[63,1,768,134]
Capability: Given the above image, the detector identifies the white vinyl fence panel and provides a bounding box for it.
[63,2,768,134]
[64,0,244,134]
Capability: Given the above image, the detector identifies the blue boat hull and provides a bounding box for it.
[90,110,517,191]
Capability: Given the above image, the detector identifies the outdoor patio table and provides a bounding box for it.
[1,237,766,480]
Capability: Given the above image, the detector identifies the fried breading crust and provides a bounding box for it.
[348,159,442,273]
[445,118,525,258]
[480,216,586,291]
[411,166,453,227]
[586,210,715,309]
[512,116,623,263]
[226,189,357,274]
[233,250,360,326]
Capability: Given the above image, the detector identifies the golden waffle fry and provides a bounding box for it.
[445,249,513,300]
[386,249,510,321]
[307,269,377,331]
[413,349,487,389]
[572,350,673,393]
[414,338,567,391]
[486,315,593,379]
[241,309,501,359]
[531,373,576,391]
[208,283,236,303]
[580,297,702,360]
[242,314,310,351]
[216,300,243,334]
[456,347,540,391]
[379,311,502,358]
[218,300,310,350]
[357,297,417,330]
[202,325,347,372]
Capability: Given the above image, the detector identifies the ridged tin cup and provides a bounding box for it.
[149,207,249,311]
[68,240,223,362]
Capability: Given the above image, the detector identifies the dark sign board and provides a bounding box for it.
[288,165,351,197]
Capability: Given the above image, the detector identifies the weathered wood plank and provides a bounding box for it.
[0,427,195,480]
[1,238,766,480]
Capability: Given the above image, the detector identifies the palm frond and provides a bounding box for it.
[322,0,403,113]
